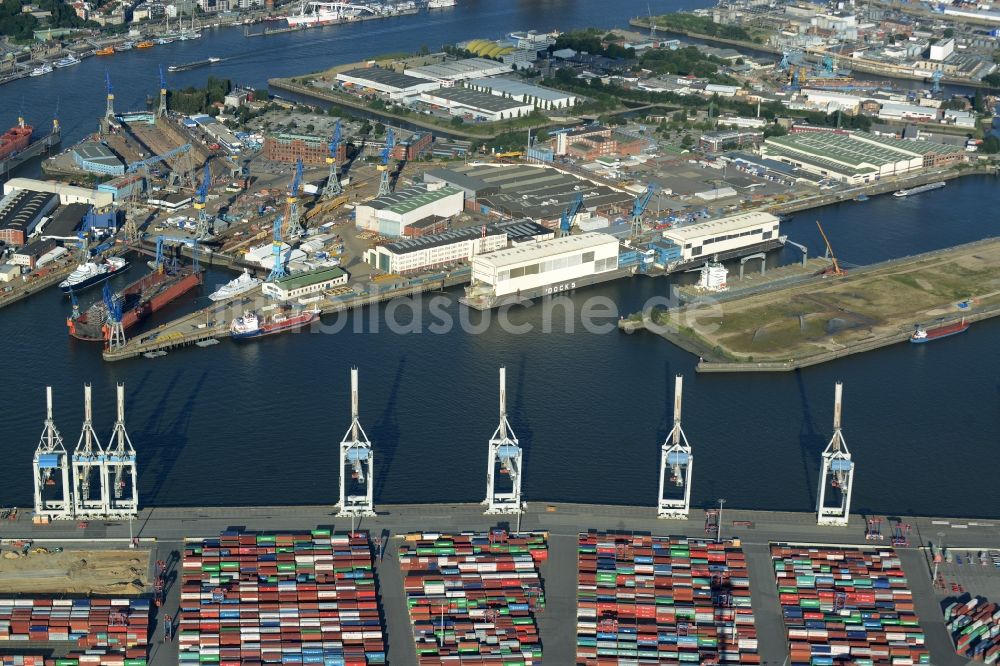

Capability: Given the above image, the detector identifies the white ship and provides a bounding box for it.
[286,1,368,26]
[427,0,455,7]
[30,64,53,77]
[59,257,129,294]
[52,55,81,68]
[208,270,261,301]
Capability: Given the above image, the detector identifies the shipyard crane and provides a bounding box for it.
[103,283,126,350]
[815,220,845,276]
[33,386,73,520]
[71,384,107,518]
[158,65,168,118]
[337,368,375,517]
[484,367,523,515]
[155,235,201,273]
[658,374,694,519]
[104,71,115,125]
[194,162,212,240]
[631,184,656,237]
[283,158,305,239]
[377,128,395,197]
[104,383,137,518]
[559,193,585,237]
[931,69,943,95]
[266,216,287,282]
[817,381,855,526]
[126,143,191,174]
[322,120,343,199]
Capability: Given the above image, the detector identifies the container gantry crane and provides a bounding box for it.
[560,193,585,237]
[484,367,523,515]
[323,120,343,199]
[658,374,694,519]
[631,184,656,238]
[71,384,107,518]
[194,162,212,240]
[158,65,168,118]
[377,128,395,197]
[817,381,855,526]
[104,383,137,518]
[337,367,374,517]
[266,216,287,282]
[33,386,73,520]
[284,158,305,239]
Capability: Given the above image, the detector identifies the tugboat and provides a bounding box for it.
[230,310,317,339]
[910,317,970,343]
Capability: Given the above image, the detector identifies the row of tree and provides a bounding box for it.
[168,76,232,115]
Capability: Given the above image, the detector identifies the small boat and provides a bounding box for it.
[911,318,969,343]
[95,46,115,55]
[29,64,53,76]
[853,194,869,202]
[142,350,168,358]
[52,55,81,68]
[115,41,134,51]
[136,40,155,48]
[230,310,317,339]
[195,338,220,347]
[156,37,175,44]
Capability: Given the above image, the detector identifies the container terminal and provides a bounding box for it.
[11,376,1000,665]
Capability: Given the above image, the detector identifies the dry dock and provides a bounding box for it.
[637,236,1000,372]
[0,503,995,666]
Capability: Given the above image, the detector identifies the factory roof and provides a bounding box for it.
[662,211,780,243]
[272,133,326,145]
[73,141,123,168]
[368,184,462,214]
[405,57,511,81]
[467,77,575,101]
[382,219,551,255]
[44,202,90,237]
[338,67,436,91]
[0,190,57,233]
[424,87,531,112]
[476,232,618,269]
[272,265,346,290]
[2,177,115,208]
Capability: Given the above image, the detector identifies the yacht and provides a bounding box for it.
[208,270,261,301]
[59,257,130,294]
[29,64,53,76]
[53,55,81,68]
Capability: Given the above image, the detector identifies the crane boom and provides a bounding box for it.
[815,220,843,276]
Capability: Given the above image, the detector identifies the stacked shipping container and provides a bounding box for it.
[575,532,758,665]
[770,544,929,665]
[178,530,386,666]
[944,597,1000,662]
[0,597,150,665]
[397,530,548,665]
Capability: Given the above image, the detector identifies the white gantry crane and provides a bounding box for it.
[817,381,855,526]
[104,383,138,518]
[72,384,107,518]
[658,374,694,519]
[338,368,374,517]
[33,387,73,520]
[484,367,523,515]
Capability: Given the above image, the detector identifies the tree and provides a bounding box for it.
[763,123,787,138]
[680,134,694,148]
[373,122,385,136]
[943,27,954,39]
[981,135,1000,154]
[419,44,429,56]
[450,116,464,126]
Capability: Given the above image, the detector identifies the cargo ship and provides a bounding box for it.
[894,181,945,198]
[167,57,220,72]
[67,267,203,342]
[0,119,33,162]
[911,318,969,343]
[230,310,317,339]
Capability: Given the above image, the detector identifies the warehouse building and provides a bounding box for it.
[465,78,578,110]
[148,192,194,211]
[336,67,439,100]
[263,133,330,166]
[10,238,59,270]
[354,183,464,237]
[0,189,59,246]
[38,202,89,239]
[660,211,781,263]
[3,178,115,208]
[261,265,349,301]
[419,88,534,122]
[97,174,145,202]
[366,219,552,274]
[468,232,620,300]
[761,131,965,184]
[71,141,125,176]
[404,58,511,85]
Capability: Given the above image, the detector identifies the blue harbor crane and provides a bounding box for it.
[631,184,656,237]
[323,120,343,199]
[266,216,287,282]
[158,65,168,118]
[559,193,585,236]
[931,70,943,95]
[284,158,305,238]
[377,128,395,197]
[194,162,212,239]
[104,71,115,124]
[155,235,200,273]
[103,283,126,350]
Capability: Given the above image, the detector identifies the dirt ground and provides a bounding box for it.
[664,239,1000,362]
[0,548,150,595]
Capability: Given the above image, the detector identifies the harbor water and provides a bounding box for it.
[0,0,998,516]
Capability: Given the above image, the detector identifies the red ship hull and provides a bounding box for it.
[910,320,970,343]
[0,125,32,161]
[67,269,203,342]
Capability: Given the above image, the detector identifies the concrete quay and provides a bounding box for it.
[1,502,997,666]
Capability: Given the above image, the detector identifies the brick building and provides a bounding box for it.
[263,133,342,166]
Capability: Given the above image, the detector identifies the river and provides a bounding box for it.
[1,0,998,517]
